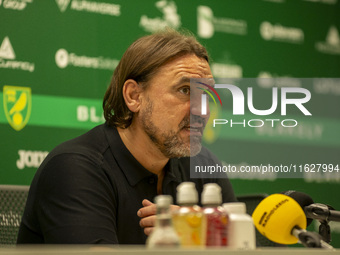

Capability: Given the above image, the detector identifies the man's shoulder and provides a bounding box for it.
[45,124,110,167]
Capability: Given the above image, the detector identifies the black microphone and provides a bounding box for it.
[282,190,340,222]
[281,190,313,226]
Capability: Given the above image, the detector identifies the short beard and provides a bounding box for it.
[140,100,203,158]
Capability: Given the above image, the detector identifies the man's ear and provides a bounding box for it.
[122,79,142,113]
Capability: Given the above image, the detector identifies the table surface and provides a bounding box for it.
[0,246,339,255]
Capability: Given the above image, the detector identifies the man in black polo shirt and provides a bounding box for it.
[17,29,236,244]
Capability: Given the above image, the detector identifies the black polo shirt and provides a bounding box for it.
[17,123,236,245]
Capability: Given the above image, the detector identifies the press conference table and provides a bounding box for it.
[0,246,340,255]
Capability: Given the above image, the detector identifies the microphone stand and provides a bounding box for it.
[292,227,334,250]
[319,220,331,244]
[304,203,340,243]
[305,203,340,222]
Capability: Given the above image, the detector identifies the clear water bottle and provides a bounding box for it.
[146,195,180,248]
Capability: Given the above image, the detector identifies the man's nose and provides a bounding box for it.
[190,93,210,119]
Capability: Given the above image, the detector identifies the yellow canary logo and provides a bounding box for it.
[3,86,32,131]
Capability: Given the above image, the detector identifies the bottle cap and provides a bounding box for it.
[176,182,198,205]
[222,202,247,214]
[201,183,222,205]
[154,195,173,208]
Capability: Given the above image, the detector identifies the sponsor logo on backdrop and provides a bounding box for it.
[211,63,243,78]
[303,0,337,4]
[77,105,105,123]
[55,0,120,16]
[0,37,15,59]
[16,150,49,170]
[0,0,32,11]
[313,78,340,95]
[0,36,35,72]
[255,120,323,140]
[55,0,69,12]
[55,48,119,70]
[139,0,181,33]
[260,21,304,44]
[315,26,340,55]
[257,71,302,88]
[3,85,32,131]
[197,5,247,39]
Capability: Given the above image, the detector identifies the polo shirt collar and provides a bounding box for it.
[165,158,182,184]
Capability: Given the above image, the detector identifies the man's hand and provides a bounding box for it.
[137,199,179,236]
[137,199,156,236]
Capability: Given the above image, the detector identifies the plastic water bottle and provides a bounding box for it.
[202,183,228,246]
[172,182,205,247]
[146,195,180,248]
[222,202,256,250]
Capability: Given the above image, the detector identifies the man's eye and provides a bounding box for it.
[179,87,190,95]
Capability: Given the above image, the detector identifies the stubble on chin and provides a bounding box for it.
[189,136,202,157]
[140,100,202,158]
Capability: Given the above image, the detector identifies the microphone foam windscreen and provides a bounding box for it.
[252,194,307,245]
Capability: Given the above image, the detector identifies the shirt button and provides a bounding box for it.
[148,177,155,184]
